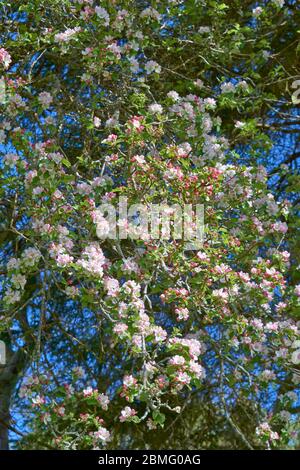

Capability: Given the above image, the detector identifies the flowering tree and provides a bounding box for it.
[0,0,299,450]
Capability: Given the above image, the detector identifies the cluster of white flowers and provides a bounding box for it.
[129,56,139,73]
[252,6,263,17]
[107,42,122,59]
[255,422,279,441]
[38,92,53,108]
[220,81,236,93]
[95,6,110,26]
[4,248,42,305]
[167,90,180,102]
[22,247,42,267]
[148,103,163,114]
[54,27,81,43]
[140,7,161,21]
[221,80,248,94]
[3,153,19,168]
[272,0,284,7]
[145,60,161,74]
[198,26,210,34]
[3,288,21,305]
[77,243,106,277]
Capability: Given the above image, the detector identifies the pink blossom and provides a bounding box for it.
[128,116,144,132]
[271,221,288,234]
[97,393,109,410]
[56,253,74,267]
[123,375,137,388]
[196,251,209,262]
[122,280,141,298]
[169,355,185,366]
[119,406,137,422]
[175,307,189,321]
[175,372,191,385]
[104,277,120,297]
[152,326,167,343]
[83,386,94,397]
[189,361,205,379]
[77,243,106,277]
[113,323,128,336]
[92,426,111,443]
[94,116,101,127]
[32,395,45,407]
[0,48,12,68]
[122,258,140,274]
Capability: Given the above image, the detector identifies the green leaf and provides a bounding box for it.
[62,158,71,168]
[152,410,166,426]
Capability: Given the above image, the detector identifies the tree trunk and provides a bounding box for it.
[0,348,26,450]
[0,392,10,450]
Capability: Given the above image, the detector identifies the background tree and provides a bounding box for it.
[0,0,299,450]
